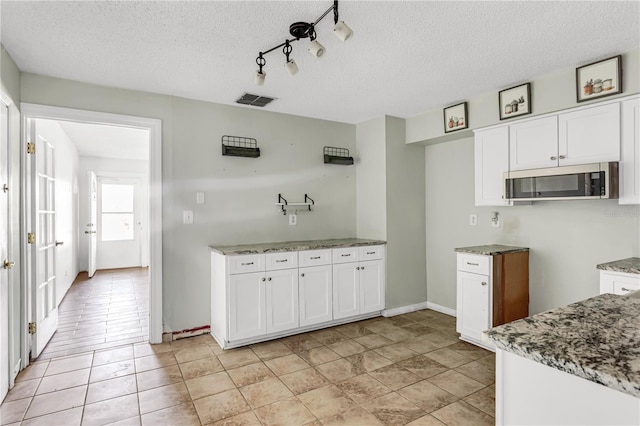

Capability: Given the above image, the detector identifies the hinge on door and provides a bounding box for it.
[27,142,35,154]
[28,322,36,334]
[27,233,35,244]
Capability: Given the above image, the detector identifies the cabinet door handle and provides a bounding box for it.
[261,277,266,282]
[621,287,633,292]
[466,262,479,266]
[366,251,375,255]
[301,273,305,277]
[310,256,321,260]
[241,262,254,266]
[356,266,360,270]
[268,277,272,281]
[559,155,566,159]
[481,282,487,286]
[341,254,351,257]
[550,156,557,160]
[361,266,365,270]
[275,259,287,263]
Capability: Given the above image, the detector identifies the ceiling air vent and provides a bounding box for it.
[236,93,275,108]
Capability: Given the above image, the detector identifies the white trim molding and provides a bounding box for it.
[383,301,456,318]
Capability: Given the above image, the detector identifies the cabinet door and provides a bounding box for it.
[360,260,385,314]
[475,126,511,206]
[332,262,359,320]
[229,272,266,340]
[299,265,333,327]
[558,103,620,166]
[509,116,558,171]
[600,271,640,296]
[456,271,490,342]
[620,98,640,204]
[265,269,299,334]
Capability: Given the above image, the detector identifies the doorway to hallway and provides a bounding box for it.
[38,267,149,360]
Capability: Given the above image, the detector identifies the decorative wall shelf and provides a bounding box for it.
[324,146,354,165]
[222,135,260,158]
[276,193,315,215]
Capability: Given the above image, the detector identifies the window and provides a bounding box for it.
[101,183,134,241]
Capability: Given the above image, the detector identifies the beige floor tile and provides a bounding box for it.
[141,402,200,426]
[0,397,31,424]
[447,342,491,361]
[44,353,93,376]
[227,362,275,387]
[337,373,390,404]
[373,343,418,362]
[345,351,392,372]
[316,358,365,383]
[297,347,341,366]
[401,323,438,337]
[310,329,349,345]
[253,397,316,426]
[179,355,225,380]
[361,392,425,426]
[24,385,87,419]
[250,340,292,361]
[264,354,309,375]
[20,406,83,426]
[403,337,443,354]
[455,359,495,386]
[217,348,260,370]
[81,393,140,425]
[280,367,328,395]
[398,380,458,413]
[86,374,138,404]
[193,389,250,424]
[90,360,136,382]
[431,400,494,426]
[333,323,373,339]
[406,414,446,425]
[397,355,449,379]
[138,382,192,414]
[134,352,177,373]
[136,364,183,392]
[326,340,366,357]
[185,370,235,400]
[463,385,495,416]
[15,362,49,382]
[425,348,473,369]
[36,368,90,395]
[210,410,261,426]
[173,344,213,364]
[281,335,323,353]
[368,364,421,390]
[320,405,384,426]
[427,370,485,398]
[93,346,135,366]
[419,332,459,349]
[105,415,141,426]
[386,316,416,327]
[297,384,356,419]
[3,378,40,402]
[240,377,294,408]
[376,327,416,343]
[354,334,393,349]
[133,342,173,358]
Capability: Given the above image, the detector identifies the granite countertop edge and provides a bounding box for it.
[454,244,530,256]
[209,238,386,255]
[596,257,640,275]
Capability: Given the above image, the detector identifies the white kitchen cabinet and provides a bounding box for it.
[229,271,266,341]
[299,264,332,327]
[558,102,620,166]
[474,126,511,206]
[457,270,490,342]
[620,96,640,204]
[599,270,640,295]
[265,269,299,334]
[509,116,558,171]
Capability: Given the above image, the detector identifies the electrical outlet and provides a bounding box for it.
[183,210,193,225]
[289,213,297,226]
[491,212,501,228]
[469,214,477,226]
[196,191,205,204]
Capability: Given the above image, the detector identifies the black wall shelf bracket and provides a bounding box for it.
[323,146,354,165]
[222,135,260,158]
[276,193,315,215]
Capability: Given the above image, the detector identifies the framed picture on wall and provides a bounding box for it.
[576,55,622,102]
[443,102,468,133]
[499,82,531,120]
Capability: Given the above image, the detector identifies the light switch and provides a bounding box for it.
[469,214,477,226]
[196,191,205,204]
[183,210,194,225]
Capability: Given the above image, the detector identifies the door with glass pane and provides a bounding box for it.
[96,178,141,269]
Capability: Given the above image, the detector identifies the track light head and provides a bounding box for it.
[308,40,325,58]
[333,20,353,41]
[254,71,266,86]
[284,59,298,76]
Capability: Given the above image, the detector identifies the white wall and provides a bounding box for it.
[34,119,80,305]
[425,136,640,314]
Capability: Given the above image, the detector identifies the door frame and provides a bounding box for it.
[20,103,163,368]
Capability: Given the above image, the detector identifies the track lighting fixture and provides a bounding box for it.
[254,0,353,85]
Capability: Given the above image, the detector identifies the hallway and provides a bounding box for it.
[38,268,149,360]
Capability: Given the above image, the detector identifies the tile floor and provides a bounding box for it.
[38,268,149,360]
[1,308,495,425]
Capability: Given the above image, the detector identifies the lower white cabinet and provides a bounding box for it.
[457,270,490,343]
[599,270,640,295]
[299,265,332,327]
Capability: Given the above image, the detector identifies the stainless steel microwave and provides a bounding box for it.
[504,162,619,201]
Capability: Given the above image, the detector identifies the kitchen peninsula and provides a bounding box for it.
[485,293,640,425]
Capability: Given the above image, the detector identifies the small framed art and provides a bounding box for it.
[443,102,468,133]
[576,55,622,102]
[499,82,531,120]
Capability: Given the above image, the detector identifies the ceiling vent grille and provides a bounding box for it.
[236,93,275,107]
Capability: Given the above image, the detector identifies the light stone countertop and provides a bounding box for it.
[485,293,640,398]
[597,257,640,274]
[209,238,386,255]
[454,244,529,256]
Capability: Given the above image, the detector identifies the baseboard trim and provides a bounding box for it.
[163,325,211,342]
[383,301,456,318]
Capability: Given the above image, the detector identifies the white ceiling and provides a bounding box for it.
[1,1,639,124]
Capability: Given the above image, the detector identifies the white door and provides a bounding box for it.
[332,262,359,320]
[265,269,298,334]
[229,272,266,340]
[509,116,559,170]
[360,259,385,314]
[299,265,332,327]
[27,119,58,358]
[97,178,141,269]
[456,271,490,343]
[87,171,97,277]
[1,100,11,401]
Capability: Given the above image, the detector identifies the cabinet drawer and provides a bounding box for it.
[228,254,265,274]
[359,245,383,261]
[614,280,640,295]
[457,253,490,275]
[332,247,359,264]
[266,252,298,271]
[299,249,331,267]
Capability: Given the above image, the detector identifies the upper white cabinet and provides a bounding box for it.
[620,96,640,204]
[509,116,558,171]
[558,102,620,166]
[474,126,511,206]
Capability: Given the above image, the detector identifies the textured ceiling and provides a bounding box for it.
[1,1,639,124]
